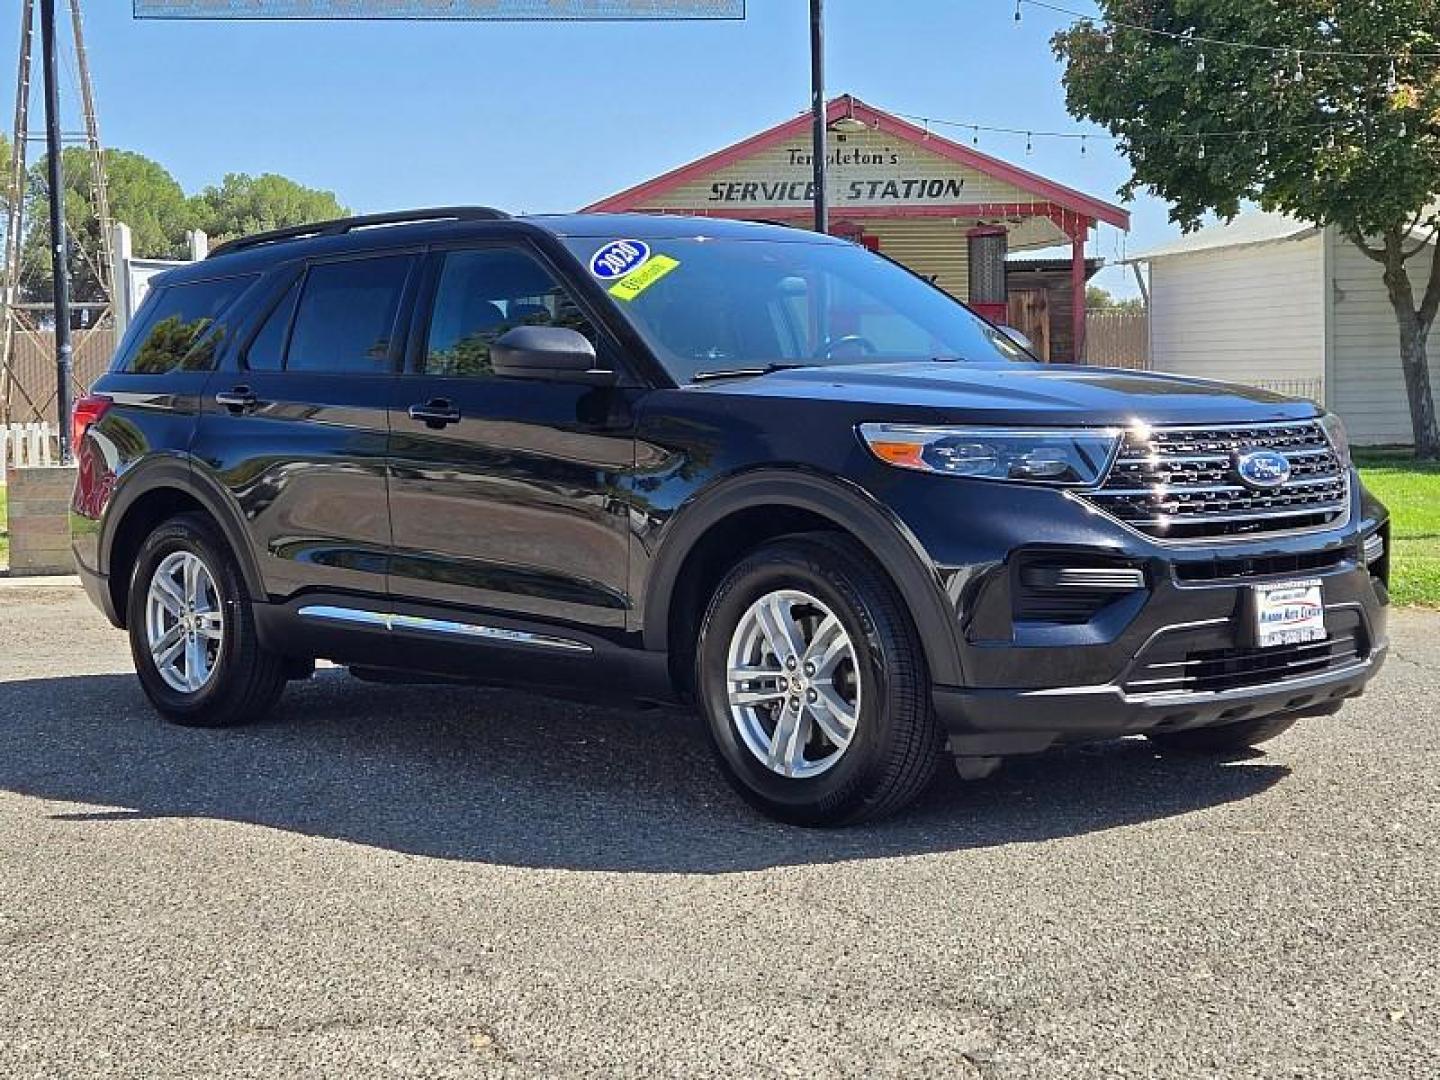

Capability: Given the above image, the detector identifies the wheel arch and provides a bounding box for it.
[100,457,265,627]
[642,469,964,694]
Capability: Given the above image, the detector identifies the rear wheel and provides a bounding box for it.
[1146,713,1299,753]
[696,534,943,826]
[127,513,286,728]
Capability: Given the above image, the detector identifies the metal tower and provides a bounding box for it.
[1,0,113,427]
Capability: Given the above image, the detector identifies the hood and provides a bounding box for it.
[691,362,1319,426]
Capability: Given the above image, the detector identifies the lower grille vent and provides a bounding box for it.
[1174,547,1350,583]
[1125,631,1368,696]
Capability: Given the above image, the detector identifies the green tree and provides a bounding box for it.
[0,132,12,269]
[23,147,193,306]
[1054,1,1440,458]
[191,173,347,244]
[1087,285,1146,313]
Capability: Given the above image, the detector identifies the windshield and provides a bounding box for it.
[564,235,1026,382]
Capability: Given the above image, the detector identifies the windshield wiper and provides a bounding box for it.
[691,363,811,383]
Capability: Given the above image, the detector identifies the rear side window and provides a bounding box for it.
[286,256,414,374]
[117,275,256,374]
[244,277,301,372]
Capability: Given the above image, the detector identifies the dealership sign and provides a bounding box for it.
[134,0,742,17]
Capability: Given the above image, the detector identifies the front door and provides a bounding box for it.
[386,245,637,633]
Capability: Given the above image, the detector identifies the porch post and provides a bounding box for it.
[1070,223,1088,364]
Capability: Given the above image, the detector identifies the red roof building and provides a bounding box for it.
[585,95,1130,362]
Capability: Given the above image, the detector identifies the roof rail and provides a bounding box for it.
[207,206,511,259]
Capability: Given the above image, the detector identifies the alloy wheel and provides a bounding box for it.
[725,588,862,779]
[145,551,224,694]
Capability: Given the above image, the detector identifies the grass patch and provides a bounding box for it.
[1356,451,1440,607]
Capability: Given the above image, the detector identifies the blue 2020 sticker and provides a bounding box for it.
[590,240,651,280]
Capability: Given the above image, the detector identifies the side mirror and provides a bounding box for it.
[491,326,615,386]
[999,325,1037,355]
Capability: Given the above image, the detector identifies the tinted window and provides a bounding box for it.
[118,275,255,374]
[287,256,413,374]
[244,277,301,372]
[423,249,596,377]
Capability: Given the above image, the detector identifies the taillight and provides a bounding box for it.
[71,394,112,450]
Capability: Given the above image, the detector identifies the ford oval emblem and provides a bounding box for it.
[1235,449,1292,489]
[590,240,651,281]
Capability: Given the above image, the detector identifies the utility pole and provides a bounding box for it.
[809,0,827,235]
[2,0,113,436]
[39,0,74,462]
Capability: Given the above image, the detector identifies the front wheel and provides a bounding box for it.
[127,513,286,728]
[696,534,943,827]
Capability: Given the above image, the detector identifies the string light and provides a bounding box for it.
[897,110,1350,149]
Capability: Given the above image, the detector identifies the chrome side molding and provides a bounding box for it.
[296,605,593,654]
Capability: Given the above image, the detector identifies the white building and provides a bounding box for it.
[1129,211,1437,446]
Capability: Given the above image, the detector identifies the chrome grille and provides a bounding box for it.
[1082,420,1349,540]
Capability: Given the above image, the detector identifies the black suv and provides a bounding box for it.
[71,208,1390,825]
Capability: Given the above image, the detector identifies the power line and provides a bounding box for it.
[1015,0,1440,61]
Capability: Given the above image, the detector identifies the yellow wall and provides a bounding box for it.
[862,219,972,300]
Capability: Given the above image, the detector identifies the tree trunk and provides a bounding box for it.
[1368,230,1440,460]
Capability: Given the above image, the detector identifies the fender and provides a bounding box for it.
[639,468,966,687]
[99,454,268,608]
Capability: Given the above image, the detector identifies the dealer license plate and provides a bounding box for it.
[1254,579,1327,648]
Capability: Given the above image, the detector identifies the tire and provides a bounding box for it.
[1146,713,1300,754]
[696,533,944,827]
[126,512,287,728]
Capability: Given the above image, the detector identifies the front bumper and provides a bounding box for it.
[886,469,1392,755]
[935,642,1386,757]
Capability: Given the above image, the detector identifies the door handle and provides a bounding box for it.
[215,386,258,413]
[408,399,462,429]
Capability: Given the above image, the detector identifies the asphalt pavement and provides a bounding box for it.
[1,578,1436,1078]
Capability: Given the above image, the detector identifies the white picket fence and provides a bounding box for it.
[1,423,56,470]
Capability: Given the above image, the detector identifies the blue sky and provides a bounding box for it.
[6,0,1181,296]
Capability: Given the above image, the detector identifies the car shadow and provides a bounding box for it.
[0,671,1291,873]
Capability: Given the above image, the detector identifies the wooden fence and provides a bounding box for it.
[1,422,56,468]
[1083,310,1150,370]
[2,324,117,426]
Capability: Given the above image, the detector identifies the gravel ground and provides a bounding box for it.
[0,579,1436,1079]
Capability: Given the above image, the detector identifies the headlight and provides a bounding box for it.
[1319,412,1352,469]
[858,424,1121,485]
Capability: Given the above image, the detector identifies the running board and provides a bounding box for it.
[296,605,594,654]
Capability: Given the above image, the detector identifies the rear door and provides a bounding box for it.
[191,251,419,602]
[386,243,638,632]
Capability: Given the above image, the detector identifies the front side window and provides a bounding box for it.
[286,256,414,374]
[422,248,596,378]
[562,236,1024,383]
[118,275,256,374]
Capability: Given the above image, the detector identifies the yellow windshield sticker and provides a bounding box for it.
[609,255,680,301]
